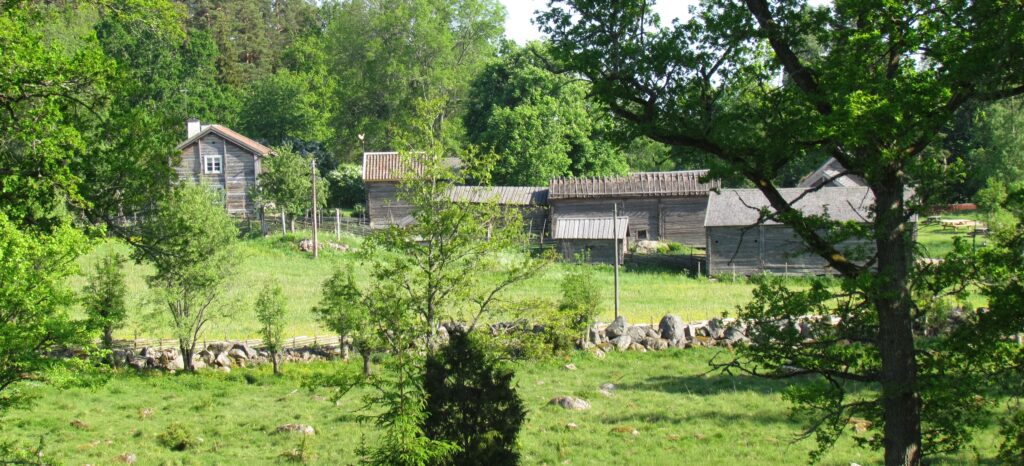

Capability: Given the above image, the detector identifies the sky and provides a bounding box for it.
[500,0,699,44]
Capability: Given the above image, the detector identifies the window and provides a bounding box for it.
[636,229,648,240]
[204,155,222,174]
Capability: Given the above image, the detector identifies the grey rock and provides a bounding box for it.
[723,326,748,345]
[707,318,726,339]
[659,315,686,340]
[214,352,232,367]
[165,354,185,371]
[626,325,646,342]
[276,424,315,436]
[605,316,628,339]
[588,324,605,345]
[643,337,669,351]
[644,326,660,339]
[611,335,632,352]
[207,342,231,353]
[548,396,591,410]
[628,342,647,352]
[599,383,615,391]
[228,348,248,360]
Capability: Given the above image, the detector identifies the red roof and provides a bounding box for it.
[176,124,273,156]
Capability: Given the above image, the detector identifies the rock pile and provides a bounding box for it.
[582,315,753,352]
[112,342,345,372]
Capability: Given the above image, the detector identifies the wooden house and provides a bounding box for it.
[704,187,884,276]
[175,119,272,216]
[551,217,629,264]
[547,171,720,247]
[797,157,867,188]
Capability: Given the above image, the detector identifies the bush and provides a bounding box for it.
[1000,408,1024,465]
[350,203,367,218]
[666,241,684,253]
[158,422,199,451]
[422,329,526,466]
[326,164,365,208]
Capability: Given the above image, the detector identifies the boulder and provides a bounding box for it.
[634,240,661,254]
[276,424,316,436]
[191,358,207,370]
[707,318,726,339]
[723,326,748,345]
[610,335,632,352]
[659,315,687,340]
[600,383,615,392]
[628,342,647,352]
[231,343,258,359]
[587,324,605,345]
[228,348,248,360]
[548,396,591,410]
[206,342,231,353]
[626,325,646,342]
[644,326,660,339]
[605,316,628,339]
[214,352,232,367]
[642,337,669,351]
[165,354,185,372]
[564,363,577,371]
[127,356,147,371]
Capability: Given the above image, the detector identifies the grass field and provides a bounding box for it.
[0,349,1004,465]
[71,234,761,341]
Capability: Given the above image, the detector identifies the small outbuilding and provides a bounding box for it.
[548,171,719,247]
[448,186,549,237]
[705,187,887,276]
[551,217,630,264]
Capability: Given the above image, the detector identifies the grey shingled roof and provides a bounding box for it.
[552,217,630,240]
[549,170,719,200]
[797,158,867,188]
[448,186,548,205]
[362,152,462,182]
[705,187,877,227]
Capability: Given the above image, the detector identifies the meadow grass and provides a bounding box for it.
[0,349,1003,465]
[71,235,760,340]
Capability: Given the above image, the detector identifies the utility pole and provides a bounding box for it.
[613,203,620,320]
[311,158,319,259]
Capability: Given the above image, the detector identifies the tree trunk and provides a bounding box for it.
[872,182,922,466]
[361,350,372,377]
[272,352,280,375]
[181,342,195,373]
[102,327,114,350]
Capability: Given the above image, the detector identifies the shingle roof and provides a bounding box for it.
[175,124,273,156]
[797,158,867,188]
[448,186,548,205]
[704,187,878,227]
[362,152,462,182]
[552,217,630,240]
[548,170,719,199]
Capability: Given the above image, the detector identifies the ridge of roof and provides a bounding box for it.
[175,124,273,156]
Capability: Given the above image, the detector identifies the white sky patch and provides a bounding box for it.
[501,0,698,44]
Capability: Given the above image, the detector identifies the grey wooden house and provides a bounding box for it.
[175,119,272,216]
[552,217,629,264]
[362,152,464,228]
[704,187,885,276]
[548,171,720,247]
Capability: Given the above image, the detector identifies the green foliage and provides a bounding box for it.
[136,183,239,372]
[313,269,378,375]
[422,330,526,466]
[256,281,287,374]
[83,252,129,349]
[326,164,366,208]
[999,408,1024,465]
[464,42,627,185]
[255,146,329,218]
[531,263,603,355]
[324,0,505,159]
[239,69,332,147]
[0,212,89,414]
[157,422,199,451]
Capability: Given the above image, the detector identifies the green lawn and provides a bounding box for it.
[0,349,1004,465]
[71,234,759,341]
[915,212,991,259]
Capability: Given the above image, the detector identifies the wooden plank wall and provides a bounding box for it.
[707,225,874,276]
[366,182,413,228]
[660,197,708,247]
[556,239,623,264]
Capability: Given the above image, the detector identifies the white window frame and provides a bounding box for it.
[204,154,222,174]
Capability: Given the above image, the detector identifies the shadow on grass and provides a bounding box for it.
[616,373,787,397]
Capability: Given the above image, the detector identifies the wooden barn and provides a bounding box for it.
[704,187,886,276]
[547,171,720,247]
[797,157,867,188]
[551,217,629,264]
[175,119,272,216]
[448,186,549,237]
[362,152,466,228]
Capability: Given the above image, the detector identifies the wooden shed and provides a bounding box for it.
[547,171,719,247]
[552,217,630,264]
[175,119,272,217]
[704,187,884,276]
[448,186,549,237]
[363,152,416,228]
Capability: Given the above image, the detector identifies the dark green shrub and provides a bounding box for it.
[666,241,684,253]
[422,330,526,466]
[158,422,198,451]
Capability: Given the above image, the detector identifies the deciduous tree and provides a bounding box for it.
[538,1,1024,464]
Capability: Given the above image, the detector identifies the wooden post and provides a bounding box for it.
[311,158,319,259]
[613,203,620,320]
[335,209,341,241]
[281,211,286,236]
